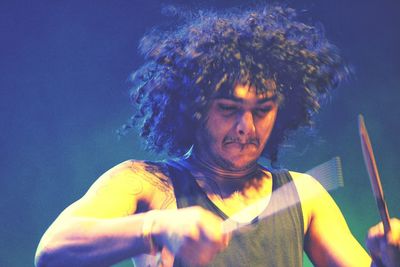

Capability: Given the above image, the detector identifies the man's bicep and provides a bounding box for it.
[301,176,371,266]
[61,160,149,219]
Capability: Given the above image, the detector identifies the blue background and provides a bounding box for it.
[1,0,399,266]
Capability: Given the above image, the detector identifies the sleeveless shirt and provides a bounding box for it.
[166,161,304,267]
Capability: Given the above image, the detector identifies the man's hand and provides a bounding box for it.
[151,206,230,266]
[367,218,400,267]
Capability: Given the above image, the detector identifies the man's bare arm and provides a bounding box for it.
[35,160,228,267]
[291,172,372,267]
[34,160,171,267]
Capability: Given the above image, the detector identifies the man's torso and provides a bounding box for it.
[128,160,310,266]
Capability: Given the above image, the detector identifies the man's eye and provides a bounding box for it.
[218,104,238,111]
[254,107,272,116]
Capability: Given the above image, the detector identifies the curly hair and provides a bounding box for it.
[125,4,350,162]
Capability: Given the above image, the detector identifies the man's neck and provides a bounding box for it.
[179,151,266,197]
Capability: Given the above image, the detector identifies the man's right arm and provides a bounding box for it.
[34,160,163,267]
[35,160,228,267]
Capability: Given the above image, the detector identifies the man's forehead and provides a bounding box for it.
[214,83,278,103]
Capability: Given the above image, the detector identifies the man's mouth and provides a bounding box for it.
[223,137,259,147]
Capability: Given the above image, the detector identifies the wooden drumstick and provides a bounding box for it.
[358,114,391,234]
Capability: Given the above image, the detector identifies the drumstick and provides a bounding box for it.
[358,114,391,234]
[222,157,344,233]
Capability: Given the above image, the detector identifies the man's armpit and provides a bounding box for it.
[137,161,176,209]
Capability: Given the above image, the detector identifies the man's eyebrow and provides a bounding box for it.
[215,95,243,103]
[215,95,277,104]
[256,95,278,104]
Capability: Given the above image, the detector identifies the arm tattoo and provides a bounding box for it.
[130,161,175,209]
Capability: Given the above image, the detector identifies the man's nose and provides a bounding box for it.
[236,111,256,137]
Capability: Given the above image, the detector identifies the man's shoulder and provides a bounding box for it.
[288,170,314,181]
[61,160,176,218]
[267,169,318,185]
[287,170,330,196]
[104,159,170,178]
[90,159,173,194]
[88,159,176,210]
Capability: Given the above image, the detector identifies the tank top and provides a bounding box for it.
[166,161,304,267]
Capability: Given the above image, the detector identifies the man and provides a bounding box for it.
[35,5,399,267]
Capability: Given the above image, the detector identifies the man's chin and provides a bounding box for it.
[232,162,258,171]
[220,155,259,172]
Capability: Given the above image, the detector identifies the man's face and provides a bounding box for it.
[194,83,278,171]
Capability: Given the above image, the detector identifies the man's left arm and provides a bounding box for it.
[291,172,371,266]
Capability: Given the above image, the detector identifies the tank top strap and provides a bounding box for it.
[164,160,224,216]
